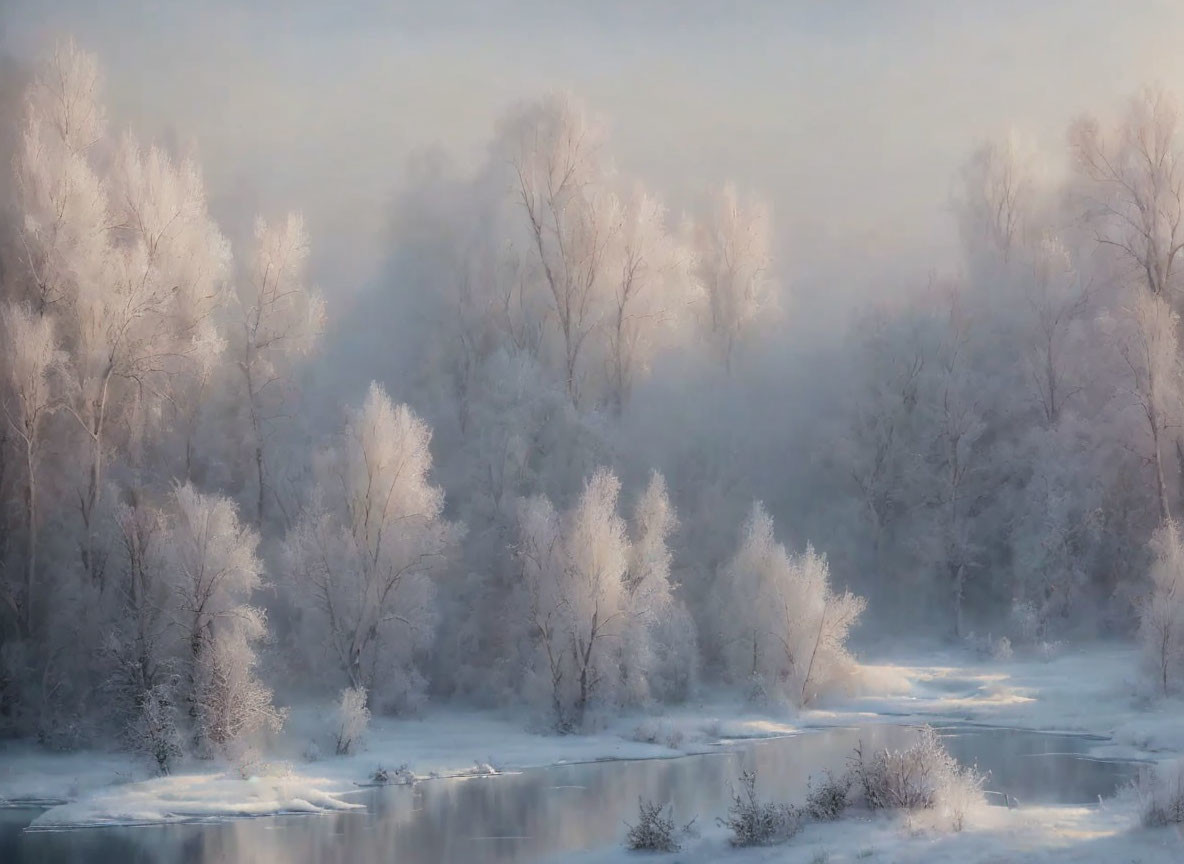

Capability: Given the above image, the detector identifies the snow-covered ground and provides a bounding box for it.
[4,642,1184,861]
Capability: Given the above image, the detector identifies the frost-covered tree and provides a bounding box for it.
[126,680,183,775]
[1071,86,1184,300]
[1023,237,1092,428]
[517,468,633,729]
[164,483,282,751]
[617,472,684,703]
[235,213,323,525]
[1140,520,1184,695]
[282,383,455,711]
[334,685,369,755]
[695,185,774,373]
[713,502,864,706]
[1118,289,1182,522]
[842,309,927,570]
[955,133,1035,266]
[192,621,284,752]
[924,289,988,639]
[11,38,107,314]
[103,495,174,726]
[504,93,617,407]
[606,189,693,413]
[0,304,63,634]
[14,41,231,582]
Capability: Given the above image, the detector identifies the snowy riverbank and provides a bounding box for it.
[4,642,1183,862]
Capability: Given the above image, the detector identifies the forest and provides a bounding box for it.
[4,15,1184,863]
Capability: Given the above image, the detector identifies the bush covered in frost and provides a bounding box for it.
[625,798,680,852]
[1137,761,1184,827]
[850,726,984,831]
[335,685,370,755]
[805,769,853,821]
[718,769,801,846]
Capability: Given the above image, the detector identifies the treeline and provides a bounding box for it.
[4,36,1184,761]
[0,42,859,761]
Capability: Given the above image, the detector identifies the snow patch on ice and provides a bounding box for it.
[29,770,362,828]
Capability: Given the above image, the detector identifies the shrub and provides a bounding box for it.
[625,798,680,852]
[335,685,370,755]
[372,763,414,785]
[1137,761,1184,827]
[850,726,984,831]
[630,719,686,750]
[127,682,183,775]
[805,769,852,821]
[718,769,801,846]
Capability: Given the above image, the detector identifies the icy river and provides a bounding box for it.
[0,724,1139,863]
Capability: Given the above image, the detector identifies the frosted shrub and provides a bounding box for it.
[1137,761,1184,827]
[1139,521,1184,695]
[851,726,984,831]
[625,798,680,852]
[714,504,866,707]
[193,620,287,754]
[718,769,801,847]
[992,636,1014,661]
[372,763,415,785]
[517,470,631,731]
[335,686,370,755]
[127,683,183,775]
[805,770,853,821]
[1009,599,1041,644]
[745,671,773,707]
[1038,640,1064,662]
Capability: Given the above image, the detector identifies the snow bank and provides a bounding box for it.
[5,642,1177,837]
[30,769,361,828]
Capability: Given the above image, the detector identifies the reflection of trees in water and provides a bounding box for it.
[13,727,1138,864]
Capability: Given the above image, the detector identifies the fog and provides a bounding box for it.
[7,0,1181,317]
[6,0,1184,812]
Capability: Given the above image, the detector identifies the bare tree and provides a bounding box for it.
[844,310,927,565]
[606,188,692,413]
[695,185,774,373]
[1140,520,1184,695]
[956,133,1034,264]
[924,288,986,639]
[0,304,63,634]
[1073,87,1184,516]
[1119,288,1182,522]
[1024,236,1091,427]
[1071,86,1184,299]
[505,93,620,407]
[235,213,323,525]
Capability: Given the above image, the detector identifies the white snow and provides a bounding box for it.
[5,641,1184,862]
[28,770,361,828]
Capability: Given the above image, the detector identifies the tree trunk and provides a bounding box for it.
[21,436,36,637]
[1153,424,1171,523]
[952,562,966,640]
[799,600,827,707]
[254,441,265,526]
[82,375,112,587]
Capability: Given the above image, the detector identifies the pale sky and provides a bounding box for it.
[4,0,1184,323]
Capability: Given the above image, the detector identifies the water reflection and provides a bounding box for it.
[0,725,1140,864]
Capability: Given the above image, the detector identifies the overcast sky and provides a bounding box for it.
[4,0,1183,322]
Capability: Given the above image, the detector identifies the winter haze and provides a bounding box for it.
[4,3,1184,863]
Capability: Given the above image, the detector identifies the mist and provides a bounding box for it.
[6,1,1179,311]
[5,4,1184,861]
